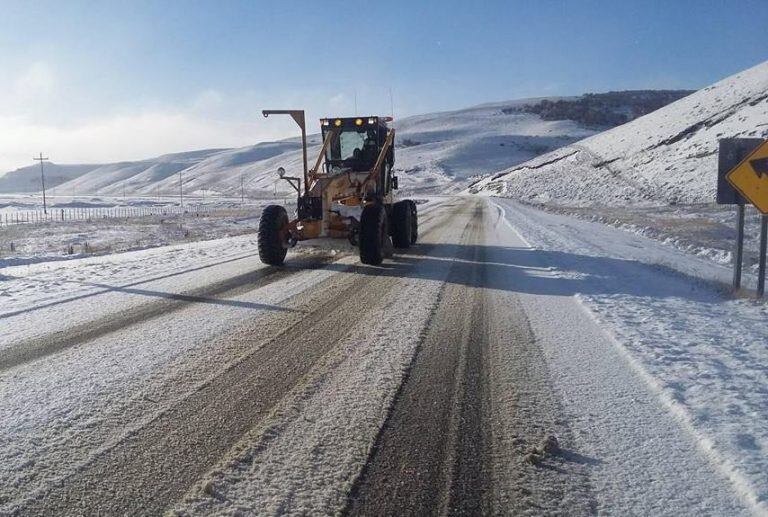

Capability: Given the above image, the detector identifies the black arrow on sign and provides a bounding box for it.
[751,157,768,179]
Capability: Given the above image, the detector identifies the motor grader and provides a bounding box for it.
[258,110,417,266]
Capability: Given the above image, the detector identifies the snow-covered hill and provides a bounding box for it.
[0,163,95,193]
[469,61,768,206]
[0,91,687,197]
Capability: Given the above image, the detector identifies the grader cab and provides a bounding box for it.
[258,110,417,266]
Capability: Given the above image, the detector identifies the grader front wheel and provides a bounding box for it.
[258,205,289,265]
[360,204,387,265]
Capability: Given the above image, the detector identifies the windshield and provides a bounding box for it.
[324,127,379,163]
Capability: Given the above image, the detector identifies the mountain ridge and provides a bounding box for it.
[0,90,691,197]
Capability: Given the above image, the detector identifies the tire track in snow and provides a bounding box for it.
[14,199,463,516]
[168,199,475,515]
[17,267,396,515]
[345,200,597,516]
[0,254,338,373]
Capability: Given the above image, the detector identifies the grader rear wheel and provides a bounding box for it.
[407,199,418,244]
[391,200,413,249]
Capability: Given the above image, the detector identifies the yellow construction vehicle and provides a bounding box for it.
[258,110,417,266]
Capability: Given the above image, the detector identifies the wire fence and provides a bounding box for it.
[0,204,251,227]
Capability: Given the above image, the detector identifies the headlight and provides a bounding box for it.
[355,118,363,126]
[334,119,343,127]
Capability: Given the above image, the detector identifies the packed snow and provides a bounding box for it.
[0,196,763,514]
[545,202,768,280]
[168,197,763,515]
[492,198,768,513]
[0,197,450,514]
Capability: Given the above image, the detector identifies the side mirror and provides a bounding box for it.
[277,167,286,178]
[392,176,399,190]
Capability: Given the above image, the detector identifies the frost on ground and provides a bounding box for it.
[0,197,759,515]
[543,201,766,281]
[172,204,465,516]
[0,198,296,267]
[174,259,452,516]
[0,252,350,515]
[0,197,450,515]
[494,198,768,512]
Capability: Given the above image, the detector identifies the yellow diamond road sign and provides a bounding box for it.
[726,139,768,214]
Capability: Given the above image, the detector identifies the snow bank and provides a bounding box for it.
[493,198,768,512]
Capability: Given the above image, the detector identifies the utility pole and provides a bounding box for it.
[179,170,184,209]
[33,152,49,214]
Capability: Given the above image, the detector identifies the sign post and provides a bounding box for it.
[718,139,762,291]
[724,138,768,297]
[733,203,745,289]
[758,216,768,297]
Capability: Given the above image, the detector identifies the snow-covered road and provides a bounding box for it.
[491,198,768,513]
[0,196,764,516]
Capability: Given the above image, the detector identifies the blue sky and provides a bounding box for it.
[0,0,766,171]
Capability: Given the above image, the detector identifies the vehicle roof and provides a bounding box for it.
[320,116,391,128]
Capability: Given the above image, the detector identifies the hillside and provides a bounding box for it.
[0,91,689,197]
[0,163,96,193]
[468,61,768,206]
[502,90,692,126]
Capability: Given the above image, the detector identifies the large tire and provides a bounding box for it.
[258,205,289,265]
[391,200,412,249]
[360,203,387,265]
[408,199,418,244]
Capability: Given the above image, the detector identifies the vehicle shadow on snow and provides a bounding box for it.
[313,243,720,303]
[1,253,304,319]
[81,282,297,312]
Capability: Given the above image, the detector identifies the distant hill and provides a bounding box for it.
[0,90,690,196]
[0,163,96,193]
[468,61,768,206]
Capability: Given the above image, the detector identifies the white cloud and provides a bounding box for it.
[191,89,224,112]
[0,61,304,173]
[0,110,292,173]
[13,61,56,102]
[0,65,354,174]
